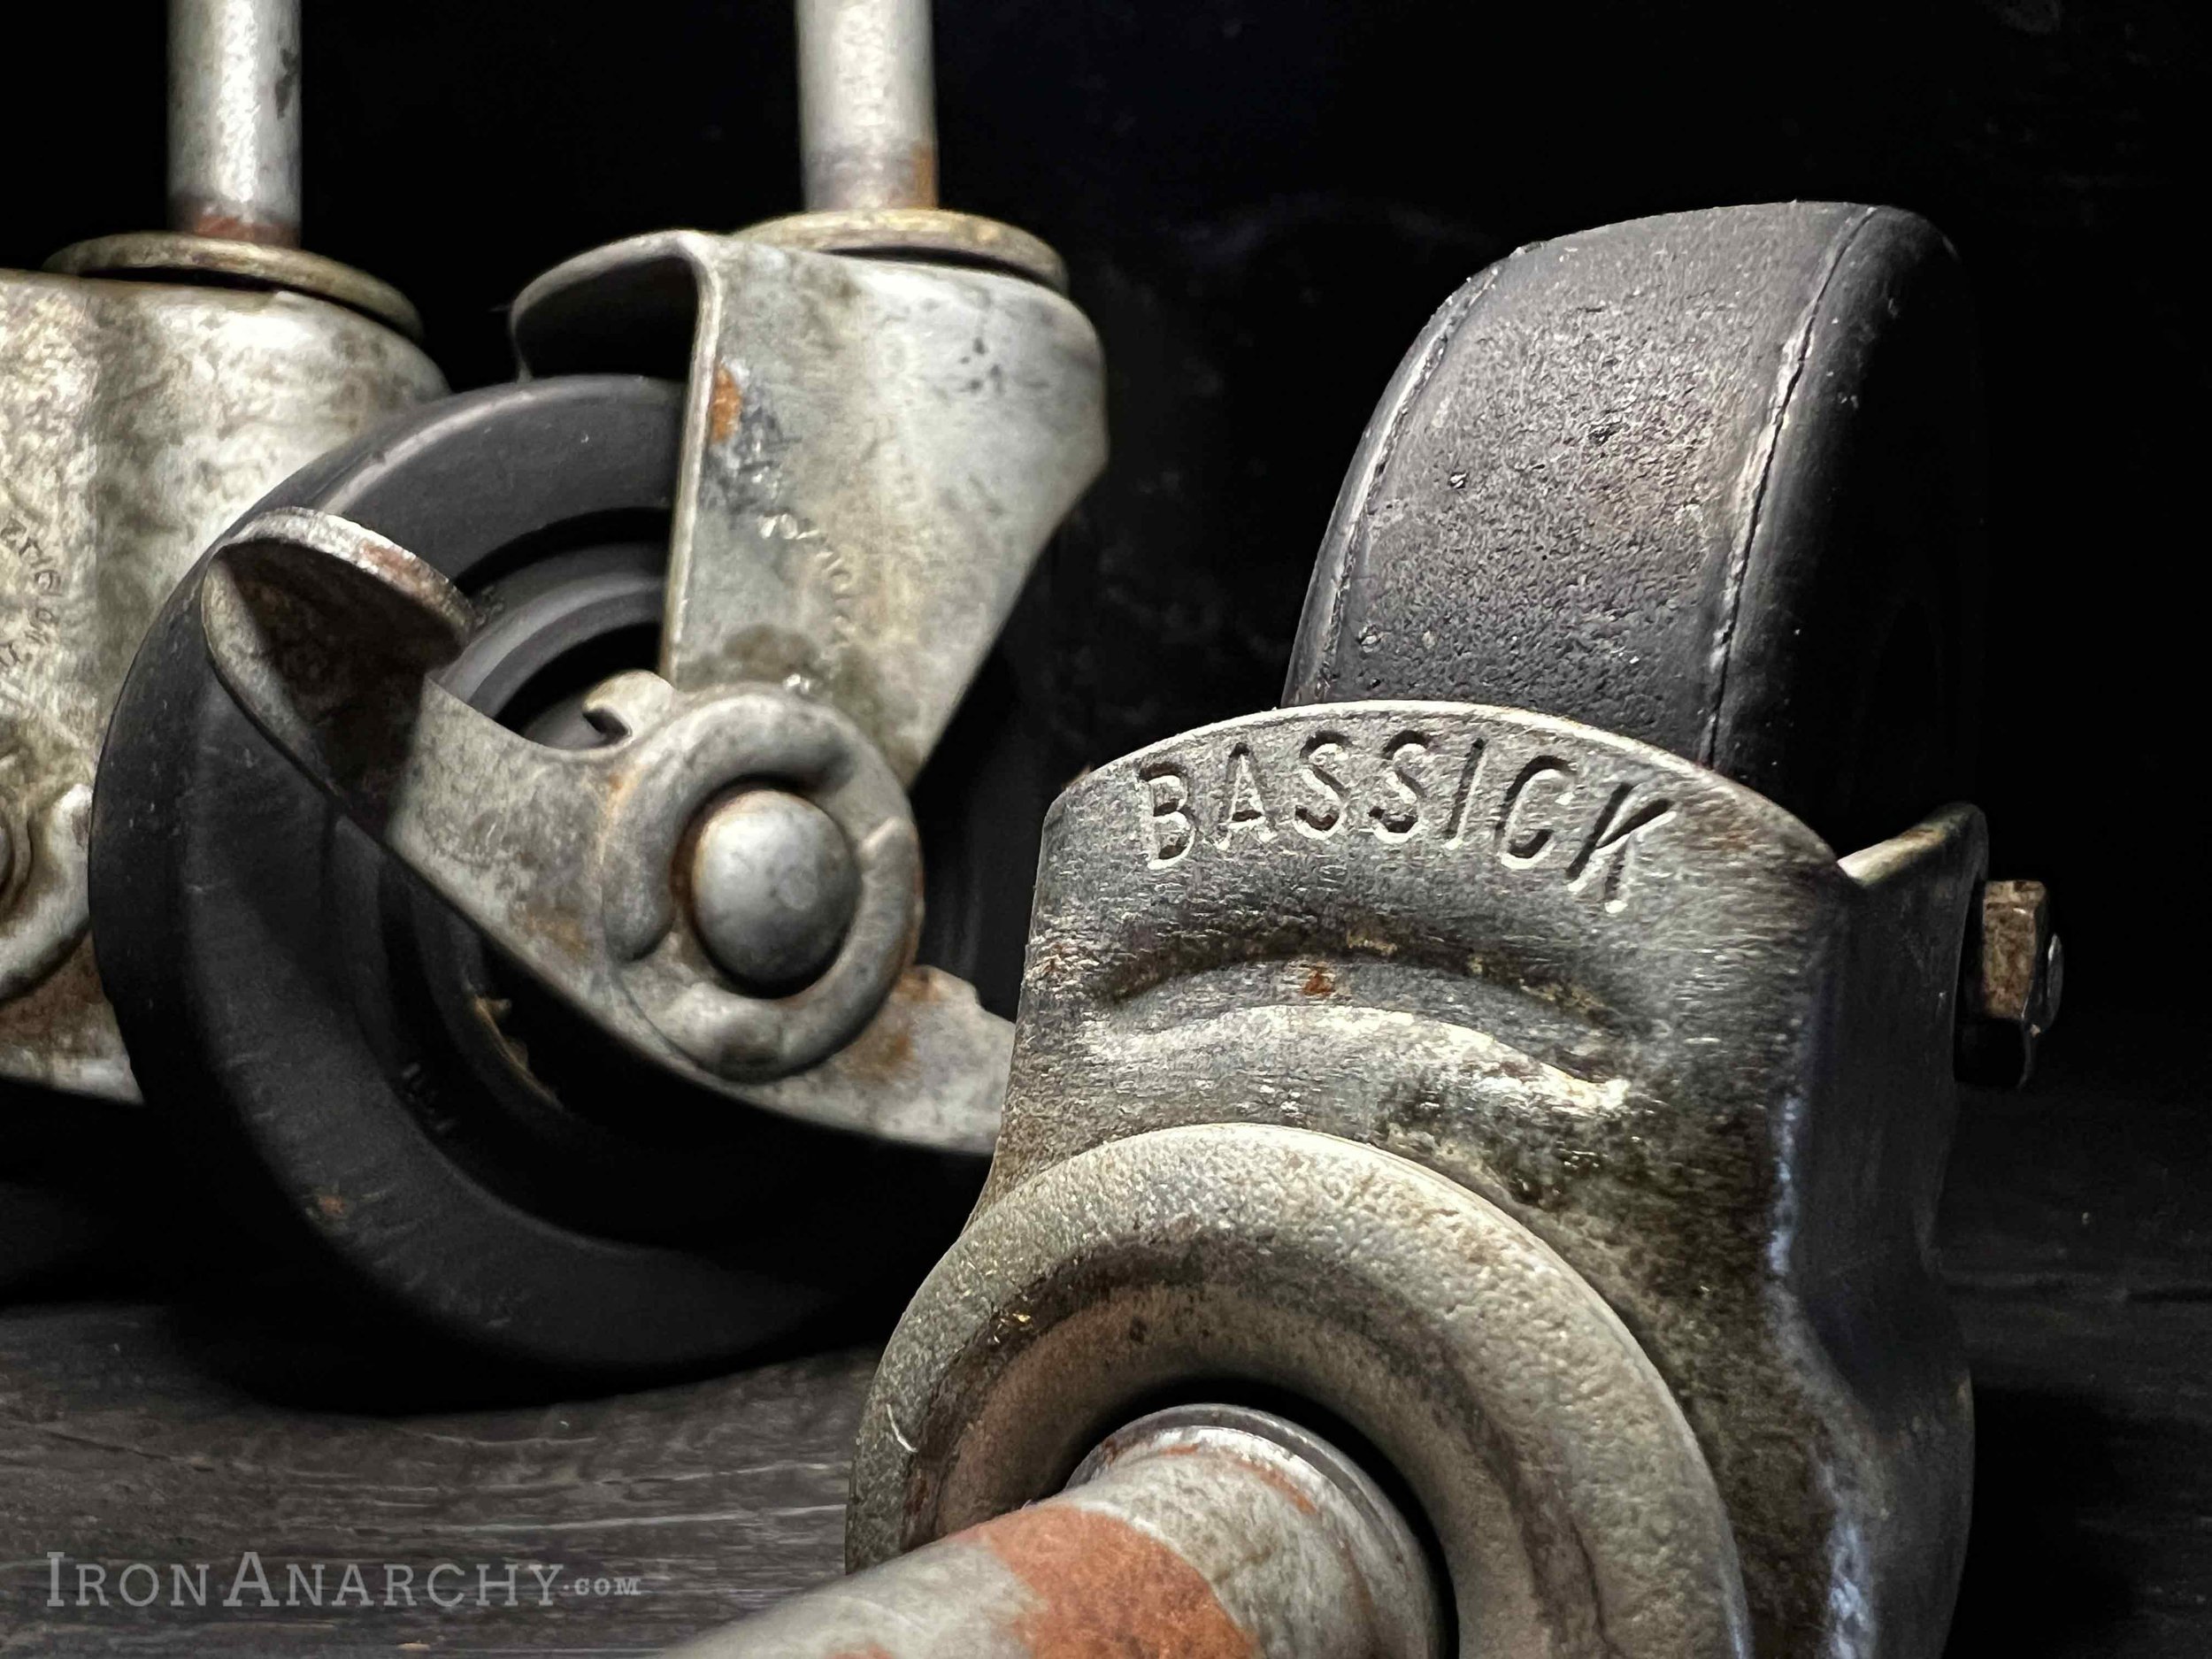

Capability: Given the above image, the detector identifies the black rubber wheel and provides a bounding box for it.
[88,374,1056,1381]
[1288,203,1985,851]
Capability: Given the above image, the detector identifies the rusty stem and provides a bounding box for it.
[168,0,303,245]
[663,1409,1444,1658]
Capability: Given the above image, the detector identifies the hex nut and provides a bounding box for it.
[1957,879,2062,1087]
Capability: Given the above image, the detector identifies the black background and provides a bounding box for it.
[8,3,2207,1653]
[14,0,2202,1048]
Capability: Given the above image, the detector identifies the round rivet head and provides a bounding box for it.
[687,787,861,994]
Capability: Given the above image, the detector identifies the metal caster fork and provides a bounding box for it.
[88,0,1103,1376]
[672,204,2056,1659]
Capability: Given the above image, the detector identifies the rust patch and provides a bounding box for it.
[845,1022,916,1084]
[523,902,594,969]
[0,936,110,1056]
[909,145,941,206]
[313,1192,348,1221]
[1300,964,1335,998]
[173,206,299,247]
[841,1018,917,1085]
[834,969,956,1083]
[979,1502,1252,1657]
[897,968,949,1005]
[709,365,743,445]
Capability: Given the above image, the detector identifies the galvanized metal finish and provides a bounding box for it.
[187,211,1104,1144]
[739,208,1069,293]
[43,234,424,341]
[798,0,937,212]
[857,701,1986,1659]
[859,1124,1750,1659]
[50,0,420,336]
[670,1407,1443,1658]
[511,234,1104,784]
[153,2,1100,1153]
[0,276,442,1098]
[4,0,439,1099]
[168,0,303,246]
[196,507,1003,1152]
[748,0,1068,291]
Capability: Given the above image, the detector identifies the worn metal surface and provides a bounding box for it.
[197,508,1002,1152]
[689,787,863,993]
[857,1124,1749,1659]
[176,232,1101,1146]
[44,234,424,341]
[740,208,1069,291]
[767,0,1069,290]
[168,0,302,246]
[511,233,1104,784]
[672,1406,1442,1658]
[0,1055,2196,1655]
[49,0,419,339]
[858,700,1985,1659]
[797,0,936,213]
[0,273,442,1098]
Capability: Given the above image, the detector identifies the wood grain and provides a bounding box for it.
[0,1310,869,1654]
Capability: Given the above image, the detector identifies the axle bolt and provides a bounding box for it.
[687,787,860,994]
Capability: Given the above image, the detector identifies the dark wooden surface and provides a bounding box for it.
[1939,1038,2212,1655]
[2,1035,2204,1655]
[0,1324,869,1655]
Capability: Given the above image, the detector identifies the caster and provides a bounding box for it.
[0,0,441,1105]
[1288,199,1987,852]
[681,206,2053,1659]
[88,0,1104,1377]
[0,0,440,1291]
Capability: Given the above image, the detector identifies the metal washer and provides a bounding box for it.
[851,1121,1752,1659]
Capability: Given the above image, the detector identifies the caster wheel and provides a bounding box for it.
[1290,202,1985,849]
[88,374,1059,1380]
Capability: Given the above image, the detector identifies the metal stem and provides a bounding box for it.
[168,0,303,246]
[795,0,938,211]
[663,1408,1444,1658]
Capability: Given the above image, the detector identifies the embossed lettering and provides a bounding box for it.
[1442,736,1487,845]
[1567,784,1675,910]
[1139,762,1194,867]
[1497,757,1574,867]
[1135,723,1671,915]
[1295,733,1349,839]
[1217,743,1276,848]
[1368,732,1430,841]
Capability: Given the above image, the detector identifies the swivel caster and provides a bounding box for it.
[0,0,441,1107]
[87,0,1105,1377]
[0,0,441,1289]
[675,205,2052,1658]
